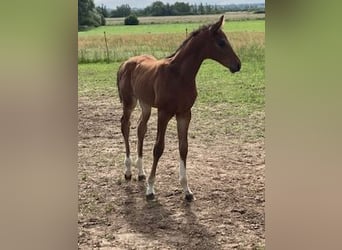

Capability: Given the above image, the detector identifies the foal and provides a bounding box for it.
[117,15,241,201]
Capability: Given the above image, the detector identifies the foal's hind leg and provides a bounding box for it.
[120,99,137,180]
[136,101,151,181]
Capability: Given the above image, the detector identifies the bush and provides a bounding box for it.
[124,15,139,25]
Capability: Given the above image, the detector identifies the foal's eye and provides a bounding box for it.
[217,39,226,48]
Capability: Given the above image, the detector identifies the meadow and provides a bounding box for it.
[78,19,264,63]
[105,12,265,25]
[78,15,265,249]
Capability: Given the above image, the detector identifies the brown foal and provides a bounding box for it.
[117,15,241,201]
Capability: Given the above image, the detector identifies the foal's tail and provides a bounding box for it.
[117,62,124,103]
[117,59,137,105]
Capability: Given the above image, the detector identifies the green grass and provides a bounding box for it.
[78,63,118,97]
[197,59,264,107]
[78,20,264,37]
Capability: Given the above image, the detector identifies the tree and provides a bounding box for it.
[96,4,108,26]
[205,4,212,14]
[111,4,131,17]
[78,0,103,29]
[165,3,173,16]
[190,4,198,14]
[198,3,205,14]
[150,1,166,16]
[96,4,109,18]
[172,2,190,15]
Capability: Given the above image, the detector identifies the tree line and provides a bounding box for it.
[102,2,264,18]
[79,0,264,29]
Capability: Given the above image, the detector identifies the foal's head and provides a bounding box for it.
[204,15,241,73]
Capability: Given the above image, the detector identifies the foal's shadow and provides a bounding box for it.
[122,184,220,249]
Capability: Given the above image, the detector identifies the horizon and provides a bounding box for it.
[93,0,265,9]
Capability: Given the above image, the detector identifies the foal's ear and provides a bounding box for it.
[210,15,225,33]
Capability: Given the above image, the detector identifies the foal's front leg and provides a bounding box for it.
[146,110,173,200]
[176,111,193,201]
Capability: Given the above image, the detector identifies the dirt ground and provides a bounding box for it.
[78,93,265,249]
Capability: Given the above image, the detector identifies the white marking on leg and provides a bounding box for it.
[135,157,145,177]
[124,156,132,177]
[146,177,155,196]
[179,160,192,196]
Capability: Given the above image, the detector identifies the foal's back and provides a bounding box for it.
[118,54,182,110]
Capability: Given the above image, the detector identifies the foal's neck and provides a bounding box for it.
[170,35,206,81]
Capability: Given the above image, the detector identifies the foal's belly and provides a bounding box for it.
[154,88,197,114]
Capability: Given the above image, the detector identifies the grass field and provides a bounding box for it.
[78,15,265,249]
[105,12,265,25]
[79,19,264,36]
[78,19,264,64]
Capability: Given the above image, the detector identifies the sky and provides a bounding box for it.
[94,0,265,9]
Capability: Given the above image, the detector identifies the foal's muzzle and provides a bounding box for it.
[229,61,241,73]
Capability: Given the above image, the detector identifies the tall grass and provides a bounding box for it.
[78,20,264,64]
[78,32,264,64]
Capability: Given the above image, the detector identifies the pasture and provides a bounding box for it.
[78,15,265,249]
[78,19,264,63]
[105,12,265,25]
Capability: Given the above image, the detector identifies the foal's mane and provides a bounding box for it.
[166,24,211,58]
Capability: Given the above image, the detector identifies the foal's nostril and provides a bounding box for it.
[234,61,241,72]
[230,62,241,73]
[237,62,241,71]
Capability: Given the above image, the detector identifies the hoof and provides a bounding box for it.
[138,175,146,181]
[185,193,194,202]
[146,193,155,200]
[124,174,132,181]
